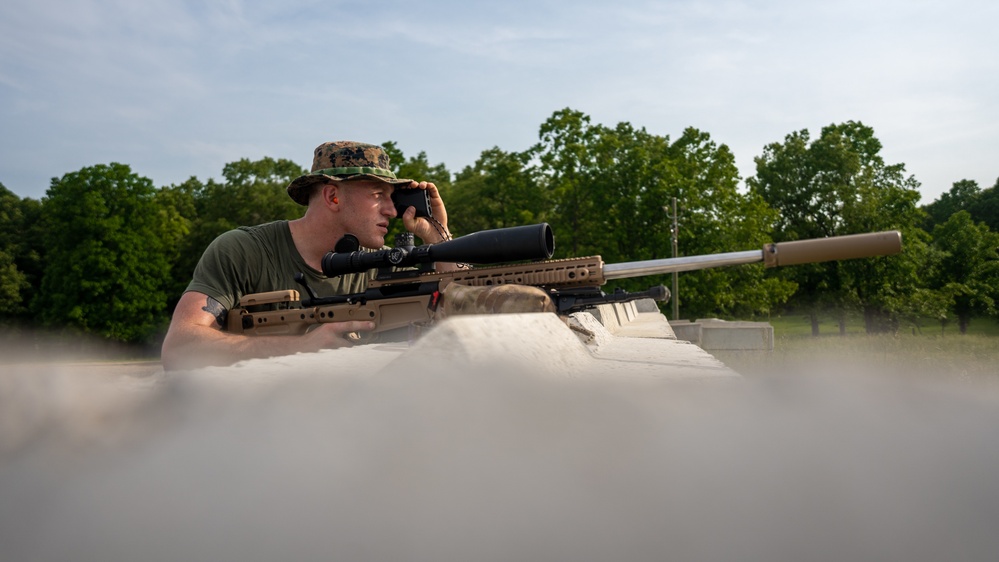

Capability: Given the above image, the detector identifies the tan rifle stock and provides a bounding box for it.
[228,230,902,336]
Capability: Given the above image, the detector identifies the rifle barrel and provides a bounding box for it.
[602,230,903,281]
[604,250,763,280]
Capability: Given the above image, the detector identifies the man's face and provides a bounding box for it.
[335,181,398,248]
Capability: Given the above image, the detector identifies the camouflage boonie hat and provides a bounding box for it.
[286,141,414,205]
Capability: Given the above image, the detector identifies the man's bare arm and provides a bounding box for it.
[160,291,373,371]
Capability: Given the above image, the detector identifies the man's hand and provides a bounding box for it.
[162,292,378,370]
[401,181,450,244]
[301,321,376,351]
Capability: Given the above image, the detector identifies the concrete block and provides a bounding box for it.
[669,321,703,346]
[567,311,737,378]
[670,319,774,351]
[696,318,774,351]
[633,298,662,313]
[622,301,638,323]
[590,301,677,339]
[588,303,622,331]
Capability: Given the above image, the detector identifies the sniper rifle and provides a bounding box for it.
[227,223,903,337]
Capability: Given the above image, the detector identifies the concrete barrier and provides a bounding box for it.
[668,321,702,346]
[670,318,774,351]
[181,302,731,386]
[589,299,677,340]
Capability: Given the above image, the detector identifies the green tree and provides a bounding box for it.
[382,141,453,190]
[837,154,926,334]
[532,109,794,319]
[154,179,198,311]
[206,157,305,228]
[923,179,981,230]
[922,177,999,233]
[168,157,306,310]
[970,178,999,232]
[0,184,30,318]
[450,147,547,233]
[35,164,179,343]
[534,109,602,257]
[0,251,25,317]
[748,121,925,334]
[662,128,795,319]
[584,121,673,264]
[927,211,999,333]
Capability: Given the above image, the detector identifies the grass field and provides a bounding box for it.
[768,311,999,338]
[713,312,999,386]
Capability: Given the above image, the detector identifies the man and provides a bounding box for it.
[161,141,455,371]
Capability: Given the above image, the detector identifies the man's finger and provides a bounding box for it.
[335,321,376,334]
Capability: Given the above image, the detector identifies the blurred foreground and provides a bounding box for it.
[2,332,999,562]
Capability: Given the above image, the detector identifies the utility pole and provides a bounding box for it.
[665,199,679,320]
[671,197,679,320]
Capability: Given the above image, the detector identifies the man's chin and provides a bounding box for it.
[362,235,387,250]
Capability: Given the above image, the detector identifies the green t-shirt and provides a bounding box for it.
[185,220,371,313]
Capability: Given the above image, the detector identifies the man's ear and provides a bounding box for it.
[320,183,340,209]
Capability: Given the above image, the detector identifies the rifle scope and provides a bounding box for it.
[321,223,555,278]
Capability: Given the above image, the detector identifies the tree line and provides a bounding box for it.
[1,108,997,348]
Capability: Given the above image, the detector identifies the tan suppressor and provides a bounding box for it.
[602,230,902,280]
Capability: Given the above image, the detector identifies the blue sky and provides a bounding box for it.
[2,0,996,204]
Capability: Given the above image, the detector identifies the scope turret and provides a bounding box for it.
[321,223,555,278]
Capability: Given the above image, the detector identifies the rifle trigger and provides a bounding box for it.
[429,290,442,311]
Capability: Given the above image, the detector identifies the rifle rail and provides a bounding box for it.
[370,256,608,290]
